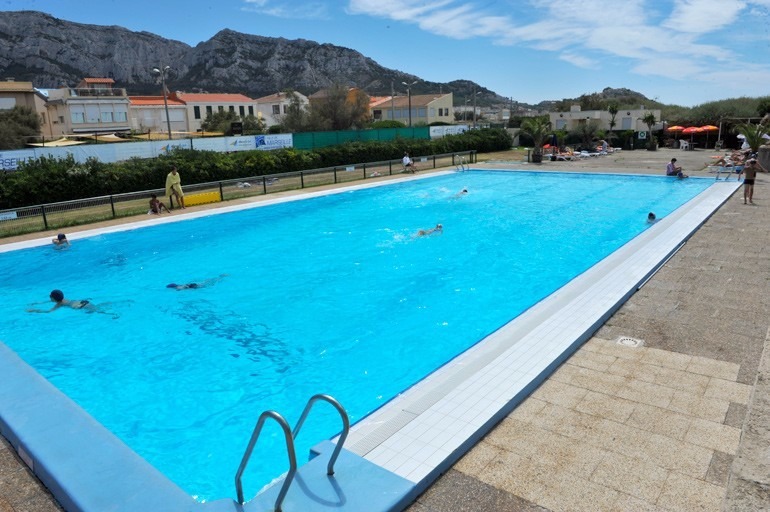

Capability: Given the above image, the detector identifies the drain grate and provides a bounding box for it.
[616,336,644,348]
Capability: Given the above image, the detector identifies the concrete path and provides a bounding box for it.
[408,148,770,511]
[2,147,769,511]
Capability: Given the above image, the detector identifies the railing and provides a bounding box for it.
[234,394,350,510]
[64,87,128,98]
[234,411,296,510]
[0,150,476,238]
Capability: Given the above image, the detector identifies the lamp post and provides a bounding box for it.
[402,80,418,127]
[152,65,172,140]
[472,86,481,129]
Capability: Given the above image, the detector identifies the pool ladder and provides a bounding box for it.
[455,154,469,171]
[234,393,350,511]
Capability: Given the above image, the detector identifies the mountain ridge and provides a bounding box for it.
[0,10,654,111]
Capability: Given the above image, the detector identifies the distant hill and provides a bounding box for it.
[0,11,511,107]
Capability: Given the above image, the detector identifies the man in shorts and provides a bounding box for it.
[740,158,767,204]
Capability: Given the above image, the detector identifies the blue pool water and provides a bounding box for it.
[0,171,712,502]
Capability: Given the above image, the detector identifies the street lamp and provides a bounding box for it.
[472,86,481,129]
[402,80,418,127]
[152,65,172,140]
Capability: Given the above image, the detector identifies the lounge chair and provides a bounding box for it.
[679,140,690,151]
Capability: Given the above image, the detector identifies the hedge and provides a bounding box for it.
[0,128,511,209]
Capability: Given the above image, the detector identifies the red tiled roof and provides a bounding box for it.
[173,93,255,103]
[129,96,186,106]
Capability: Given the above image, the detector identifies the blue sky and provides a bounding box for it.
[3,0,770,107]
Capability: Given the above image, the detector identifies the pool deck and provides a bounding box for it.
[2,148,770,511]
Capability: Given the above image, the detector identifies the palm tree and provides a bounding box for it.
[607,103,618,145]
[733,123,769,153]
[641,112,658,150]
[520,117,551,163]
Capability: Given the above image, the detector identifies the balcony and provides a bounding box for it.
[65,87,128,98]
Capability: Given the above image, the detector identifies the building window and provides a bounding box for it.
[621,117,632,130]
[101,111,114,122]
[58,116,65,124]
[283,104,287,114]
[218,106,224,113]
[206,106,213,116]
[115,110,127,122]
[239,106,245,117]
[194,106,201,119]
[373,109,382,120]
[418,107,427,118]
[71,112,85,124]
[272,105,280,115]
[248,106,254,116]
[555,119,567,129]
[229,106,235,113]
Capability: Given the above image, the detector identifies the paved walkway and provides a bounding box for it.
[2,148,769,511]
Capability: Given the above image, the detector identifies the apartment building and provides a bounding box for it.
[43,78,131,138]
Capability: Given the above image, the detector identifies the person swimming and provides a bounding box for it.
[166,274,228,290]
[453,188,468,198]
[415,224,443,237]
[27,289,97,313]
[52,233,70,247]
[647,212,657,223]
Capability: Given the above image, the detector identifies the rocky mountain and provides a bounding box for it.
[0,11,510,107]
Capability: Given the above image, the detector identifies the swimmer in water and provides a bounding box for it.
[647,212,657,223]
[415,224,443,237]
[52,233,70,247]
[453,188,468,198]
[166,274,228,290]
[27,289,99,313]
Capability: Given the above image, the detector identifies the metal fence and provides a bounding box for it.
[0,151,476,238]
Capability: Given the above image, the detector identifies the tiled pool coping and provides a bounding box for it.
[0,172,740,511]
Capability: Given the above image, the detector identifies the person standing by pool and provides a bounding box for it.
[740,158,766,205]
[165,166,185,209]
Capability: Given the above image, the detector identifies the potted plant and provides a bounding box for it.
[641,112,658,151]
[520,117,551,163]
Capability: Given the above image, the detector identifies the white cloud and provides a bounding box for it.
[662,0,747,33]
[344,0,769,91]
[241,0,330,19]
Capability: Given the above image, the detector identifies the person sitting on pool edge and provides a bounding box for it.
[149,194,171,215]
[52,233,70,247]
[415,224,443,237]
[166,274,228,290]
[666,158,688,179]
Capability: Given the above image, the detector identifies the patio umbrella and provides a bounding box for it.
[700,125,719,148]
[666,125,685,132]
[682,126,703,144]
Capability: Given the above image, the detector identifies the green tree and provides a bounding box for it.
[571,120,600,149]
[607,103,619,144]
[641,112,658,150]
[307,84,371,131]
[280,90,309,133]
[733,123,769,152]
[0,106,41,149]
[200,110,264,135]
[519,116,551,162]
[758,97,770,117]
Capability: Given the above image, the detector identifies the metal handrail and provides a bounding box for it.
[291,394,350,476]
[235,410,297,510]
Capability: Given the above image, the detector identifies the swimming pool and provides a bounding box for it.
[0,170,716,503]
